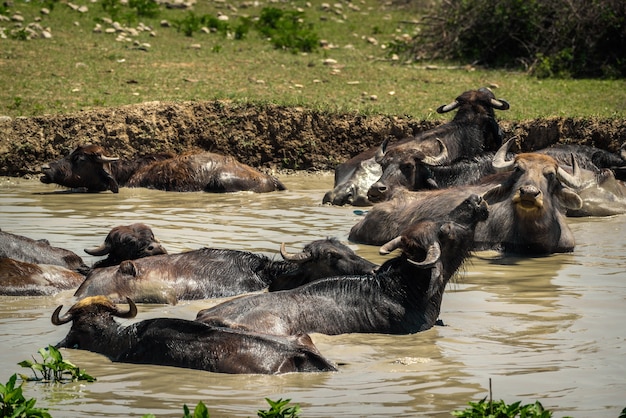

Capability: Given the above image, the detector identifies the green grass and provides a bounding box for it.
[1,0,625,121]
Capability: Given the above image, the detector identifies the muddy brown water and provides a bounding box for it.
[1,173,624,417]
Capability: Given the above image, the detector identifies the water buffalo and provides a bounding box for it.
[0,257,85,296]
[367,141,626,217]
[0,229,89,275]
[85,223,168,269]
[537,144,626,216]
[52,296,337,374]
[40,144,286,193]
[323,87,510,206]
[74,239,378,304]
[195,194,489,336]
[367,148,502,203]
[349,139,583,254]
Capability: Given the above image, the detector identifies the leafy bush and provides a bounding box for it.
[452,397,555,418]
[255,7,319,53]
[18,345,95,383]
[141,398,299,418]
[412,0,626,78]
[0,374,52,418]
[257,398,300,418]
[172,11,251,39]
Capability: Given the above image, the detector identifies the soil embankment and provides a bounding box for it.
[1,100,624,176]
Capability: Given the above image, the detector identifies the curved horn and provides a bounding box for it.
[84,242,111,256]
[556,153,582,189]
[492,137,516,172]
[51,305,73,325]
[436,100,460,114]
[279,242,312,263]
[95,154,119,163]
[112,297,138,319]
[379,236,402,255]
[407,241,441,267]
[490,98,510,110]
[420,138,449,166]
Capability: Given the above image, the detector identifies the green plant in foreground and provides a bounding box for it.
[451,398,553,418]
[141,398,299,418]
[0,374,52,418]
[257,398,300,418]
[18,345,95,383]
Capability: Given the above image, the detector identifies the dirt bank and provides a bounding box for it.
[1,100,624,177]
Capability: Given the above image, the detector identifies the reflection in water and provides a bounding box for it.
[1,176,625,417]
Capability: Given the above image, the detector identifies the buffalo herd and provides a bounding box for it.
[2,87,625,375]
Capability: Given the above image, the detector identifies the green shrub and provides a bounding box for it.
[256,7,319,53]
[0,374,52,418]
[452,398,554,418]
[412,0,626,78]
[257,398,300,418]
[18,345,96,383]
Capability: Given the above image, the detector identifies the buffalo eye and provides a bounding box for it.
[400,163,413,174]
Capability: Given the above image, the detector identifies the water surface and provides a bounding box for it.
[0,175,624,417]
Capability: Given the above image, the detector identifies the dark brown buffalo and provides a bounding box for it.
[85,223,168,269]
[0,257,85,296]
[40,144,286,193]
[349,139,583,254]
[74,239,378,304]
[323,87,510,206]
[52,296,337,374]
[195,194,488,336]
[0,229,89,275]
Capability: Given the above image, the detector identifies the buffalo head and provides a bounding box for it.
[52,296,137,349]
[85,223,167,269]
[269,238,378,291]
[486,138,583,217]
[40,144,120,193]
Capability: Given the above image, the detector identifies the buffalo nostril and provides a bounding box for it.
[519,185,540,197]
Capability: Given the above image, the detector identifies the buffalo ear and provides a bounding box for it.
[482,184,507,204]
[118,260,138,277]
[556,188,583,210]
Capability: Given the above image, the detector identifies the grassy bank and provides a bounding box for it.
[2,0,625,121]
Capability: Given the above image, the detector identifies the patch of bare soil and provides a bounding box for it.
[0,100,624,177]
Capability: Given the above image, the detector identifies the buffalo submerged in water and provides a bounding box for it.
[349,139,584,255]
[40,144,285,193]
[323,87,510,206]
[52,296,337,375]
[195,194,489,336]
[74,239,378,304]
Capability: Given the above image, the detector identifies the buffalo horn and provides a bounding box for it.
[96,154,119,163]
[490,98,510,110]
[280,243,312,263]
[51,305,73,325]
[407,241,441,267]
[84,242,111,256]
[436,100,460,114]
[492,137,516,172]
[420,138,449,166]
[113,297,138,319]
[556,154,582,189]
[379,236,402,255]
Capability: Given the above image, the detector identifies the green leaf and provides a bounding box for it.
[17,360,35,368]
[193,401,210,418]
